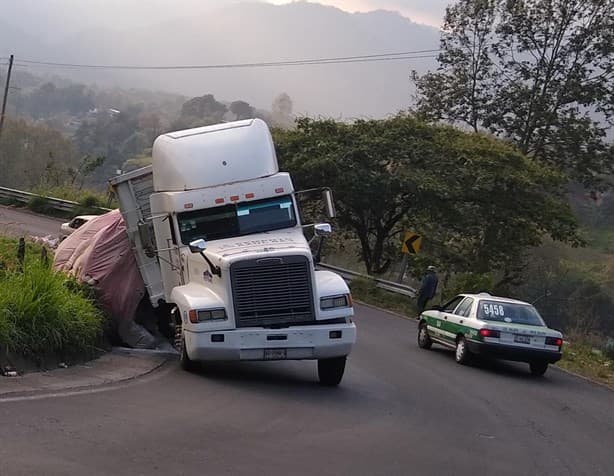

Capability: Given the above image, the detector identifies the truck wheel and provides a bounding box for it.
[455,336,471,365]
[529,361,548,376]
[418,321,432,349]
[179,337,197,372]
[318,357,346,386]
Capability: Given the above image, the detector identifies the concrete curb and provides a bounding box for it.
[0,348,174,400]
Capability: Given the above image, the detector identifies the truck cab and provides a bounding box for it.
[110,119,356,385]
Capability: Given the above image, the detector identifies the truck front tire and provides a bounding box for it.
[180,337,197,372]
[318,356,346,386]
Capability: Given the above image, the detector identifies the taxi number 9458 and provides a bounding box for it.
[483,304,505,316]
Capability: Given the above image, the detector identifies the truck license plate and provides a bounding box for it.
[514,335,530,344]
[264,349,287,360]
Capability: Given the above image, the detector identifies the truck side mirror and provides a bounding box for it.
[189,239,207,254]
[314,223,332,237]
[323,189,336,219]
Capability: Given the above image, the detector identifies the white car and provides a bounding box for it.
[59,215,97,240]
[418,293,563,376]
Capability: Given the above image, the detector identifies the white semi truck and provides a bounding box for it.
[109,119,356,385]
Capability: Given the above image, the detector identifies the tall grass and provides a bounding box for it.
[0,262,104,357]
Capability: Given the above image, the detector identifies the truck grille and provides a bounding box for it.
[231,255,315,327]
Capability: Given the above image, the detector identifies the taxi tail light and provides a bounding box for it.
[546,337,563,347]
[479,328,500,338]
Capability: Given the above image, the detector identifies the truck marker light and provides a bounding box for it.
[184,203,194,209]
[245,193,255,199]
[188,310,198,323]
[215,198,224,204]
[275,187,284,193]
[230,195,240,202]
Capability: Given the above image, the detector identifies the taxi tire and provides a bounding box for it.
[455,336,472,365]
[318,356,346,386]
[529,361,548,376]
[418,322,432,350]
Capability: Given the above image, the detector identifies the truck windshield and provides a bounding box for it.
[177,195,297,244]
[477,300,545,327]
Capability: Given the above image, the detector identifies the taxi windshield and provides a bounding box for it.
[477,300,545,327]
[177,195,296,244]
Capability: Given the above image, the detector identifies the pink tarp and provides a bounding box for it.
[54,210,145,324]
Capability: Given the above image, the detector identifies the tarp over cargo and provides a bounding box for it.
[54,210,157,348]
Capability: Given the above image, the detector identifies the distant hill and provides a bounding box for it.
[0,1,440,118]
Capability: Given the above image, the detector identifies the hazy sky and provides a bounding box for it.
[267,0,449,26]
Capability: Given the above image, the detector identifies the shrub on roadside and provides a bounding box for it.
[0,262,104,357]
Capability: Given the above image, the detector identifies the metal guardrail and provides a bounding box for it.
[0,186,111,213]
[317,262,417,298]
[0,185,414,298]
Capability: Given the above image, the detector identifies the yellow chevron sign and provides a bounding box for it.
[401,232,422,254]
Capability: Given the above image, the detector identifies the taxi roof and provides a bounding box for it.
[459,293,532,306]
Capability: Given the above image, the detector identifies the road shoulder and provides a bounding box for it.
[0,348,173,400]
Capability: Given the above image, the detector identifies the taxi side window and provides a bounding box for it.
[455,297,474,317]
[442,296,464,313]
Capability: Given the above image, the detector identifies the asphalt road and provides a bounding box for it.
[0,205,64,238]
[0,305,612,476]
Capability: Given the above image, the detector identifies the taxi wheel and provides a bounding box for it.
[455,336,471,365]
[418,322,432,349]
[529,361,548,376]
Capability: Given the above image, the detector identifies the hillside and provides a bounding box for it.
[0,1,440,118]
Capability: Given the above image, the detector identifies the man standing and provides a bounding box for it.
[416,265,438,314]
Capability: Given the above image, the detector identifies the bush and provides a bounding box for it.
[0,262,104,357]
[27,195,56,215]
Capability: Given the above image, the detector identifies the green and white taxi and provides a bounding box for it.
[418,293,563,376]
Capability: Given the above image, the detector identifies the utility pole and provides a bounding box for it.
[0,54,15,140]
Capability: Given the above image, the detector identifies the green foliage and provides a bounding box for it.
[0,118,80,191]
[274,115,579,277]
[513,243,614,334]
[348,278,414,316]
[22,82,95,119]
[0,262,103,356]
[0,239,104,357]
[414,0,614,187]
[27,196,55,215]
[447,272,494,297]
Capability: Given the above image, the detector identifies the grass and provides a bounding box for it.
[557,340,614,388]
[0,238,104,359]
[349,278,417,317]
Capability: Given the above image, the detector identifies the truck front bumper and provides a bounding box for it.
[185,322,357,361]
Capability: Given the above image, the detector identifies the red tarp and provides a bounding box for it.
[54,210,145,323]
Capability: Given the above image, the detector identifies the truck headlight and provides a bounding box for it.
[320,294,352,310]
[189,308,227,323]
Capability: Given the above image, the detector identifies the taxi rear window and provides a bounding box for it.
[477,301,545,326]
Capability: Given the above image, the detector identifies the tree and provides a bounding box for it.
[274,115,579,276]
[272,93,294,127]
[0,118,79,190]
[414,0,614,186]
[180,94,227,122]
[230,100,255,120]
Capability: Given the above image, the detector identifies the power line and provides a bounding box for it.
[10,49,440,71]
